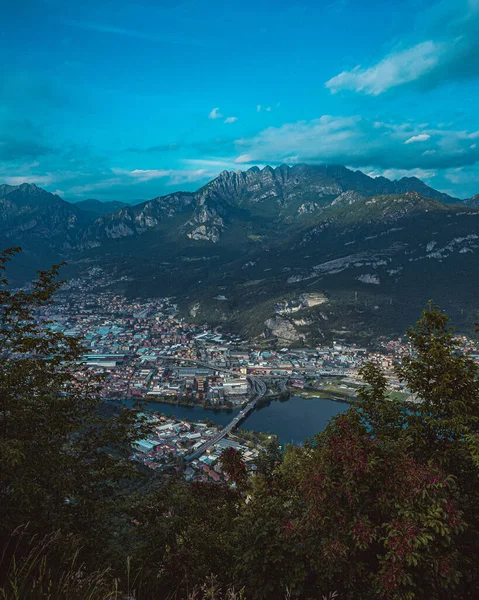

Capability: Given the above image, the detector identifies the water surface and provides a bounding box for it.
[243,396,348,445]
[134,395,347,446]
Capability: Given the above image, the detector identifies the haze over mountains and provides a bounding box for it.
[1,164,478,345]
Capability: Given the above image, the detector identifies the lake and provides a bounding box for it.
[133,396,348,446]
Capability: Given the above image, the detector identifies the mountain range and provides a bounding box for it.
[1,164,478,346]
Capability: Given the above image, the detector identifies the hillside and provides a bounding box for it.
[0,183,91,278]
[76,164,461,247]
[2,259,479,599]
[164,191,479,346]
[465,193,479,207]
[1,166,478,345]
[74,169,478,346]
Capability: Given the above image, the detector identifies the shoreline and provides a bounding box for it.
[109,390,353,411]
[116,394,247,412]
[291,387,355,405]
[112,391,353,422]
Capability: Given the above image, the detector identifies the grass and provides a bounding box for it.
[0,529,121,600]
[291,386,355,404]
[0,534,318,599]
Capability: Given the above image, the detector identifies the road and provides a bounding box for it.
[186,373,267,462]
[163,357,269,460]
[163,356,243,378]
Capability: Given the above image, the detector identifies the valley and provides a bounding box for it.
[1,164,478,347]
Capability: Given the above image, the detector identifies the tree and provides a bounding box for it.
[255,439,282,480]
[354,301,479,597]
[0,248,150,568]
[221,447,248,490]
[233,411,464,600]
[128,480,239,597]
[397,302,479,468]
[232,303,479,600]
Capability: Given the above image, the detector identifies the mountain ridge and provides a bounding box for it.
[1,166,478,346]
[465,193,479,207]
[73,198,128,217]
[75,164,464,247]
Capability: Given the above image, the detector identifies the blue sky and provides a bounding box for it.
[1,0,479,200]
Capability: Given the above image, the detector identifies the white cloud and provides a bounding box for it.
[326,41,444,95]
[115,167,212,185]
[168,169,211,184]
[124,169,172,182]
[183,158,236,168]
[364,167,437,181]
[63,19,216,49]
[184,157,269,172]
[0,169,82,187]
[208,107,223,119]
[4,174,56,186]
[265,106,272,112]
[224,116,238,123]
[257,105,262,112]
[235,114,479,170]
[68,178,121,195]
[236,115,362,161]
[444,166,479,185]
[234,154,255,164]
[405,134,431,144]
[469,131,479,139]
[325,0,479,95]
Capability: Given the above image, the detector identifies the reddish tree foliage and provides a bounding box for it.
[293,413,465,598]
[220,447,248,489]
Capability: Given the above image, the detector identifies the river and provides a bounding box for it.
[130,396,348,446]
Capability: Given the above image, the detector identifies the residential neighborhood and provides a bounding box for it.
[34,268,479,408]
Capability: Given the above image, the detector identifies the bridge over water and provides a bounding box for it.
[186,375,266,461]
[163,357,268,460]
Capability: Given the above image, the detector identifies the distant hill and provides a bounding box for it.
[77,164,461,247]
[1,166,477,344]
[464,193,479,207]
[73,198,128,218]
[0,183,89,278]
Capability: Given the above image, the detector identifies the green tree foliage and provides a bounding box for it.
[231,302,479,599]
[128,480,240,598]
[233,413,464,600]
[255,439,282,480]
[1,248,479,600]
[0,248,150,567]
[354,301,479,597]
[398,302,479,460]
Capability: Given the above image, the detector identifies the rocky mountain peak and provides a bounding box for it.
[331,190,364,206]
[0,182,64,208]
[398,176,419,183]
[18,182,38,191]
[207,164,458,207]
[464,193,479,207]
[0,184,16,197]
[2,165,466,257]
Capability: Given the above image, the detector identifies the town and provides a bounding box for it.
[33,266,479,477]
[130,411,268,483]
